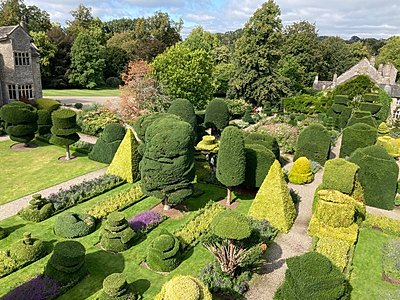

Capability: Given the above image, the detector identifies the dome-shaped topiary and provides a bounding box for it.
[204,98,229,133]
[9,232,46,264]
[44,240,87,287]
[168,98,197,132]
[54,212,96,238]
[288,157,314,185]
[244,131,280,159]
[147,230,181,272]
[211,210,251,240]
[100,212,136,252]
[155,275,212,300]
[99,273,138,300]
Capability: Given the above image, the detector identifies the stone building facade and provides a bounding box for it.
[0,24,42,106]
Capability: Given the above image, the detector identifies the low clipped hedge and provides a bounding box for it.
[36,98,61,112]
[155,275,212,300]
[363,213,400,236]
[349,145,399,210]
[244,144,275,188]
[99,273,138,300]
[322,159,359,194]
[274,252,349,300]
[340,123,377,158]
[100,212,136,252]
[54,212,96,238]
[245,131,280,159]
[147,230,181,272]
[294,123,331,165]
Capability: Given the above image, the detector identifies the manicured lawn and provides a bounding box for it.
[350,227,400,299]
[43,88,120,97]
[0,139,106,205]
[0,182,253,299]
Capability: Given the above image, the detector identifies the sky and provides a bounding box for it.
[24,0,400,39]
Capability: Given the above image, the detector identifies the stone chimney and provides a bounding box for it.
[19,16,26,31]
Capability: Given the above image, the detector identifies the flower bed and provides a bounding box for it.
[3,275,61,300]
[128,210,166,233]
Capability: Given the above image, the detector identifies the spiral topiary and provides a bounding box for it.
[99,273,138,300]
[54,212,96,238]
[155,275,212,300]
[288,157,314,185]
[9,232,46,264]
[18,194,54,222]
[147,230,181,272]
[100,212,136,252]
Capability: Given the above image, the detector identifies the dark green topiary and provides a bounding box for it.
[211,210,251,240]
[50,109,80,160]
[204,98,229,133]
[274,252,349,300]
[18,194,54,222]
[54,212,96,238]
[242,106,254,124]
[168,98,197,132]
[100,212,136,252]
[340,123,377,158]
[244,144,275,188]
[147,230,181,272]
[0,101,37,144]
[37,109,52,135]
[9,232,46,264]
[89,123,126,164]
[216,126,246,205]
[99,273,138,300]
[333,95,349,105]
[363,93,379,103]
[349,145,399,210]
[0,227,7,240]
[346,111,376,127]
[140,116,195,209]
[36,98,61,112]
[294,124,331,165]
[44,240,88,288]
[245,131,280,158]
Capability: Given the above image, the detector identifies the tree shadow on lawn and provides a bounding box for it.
[4,224,25,235]
[185,183,226,211]
[254,241,284,275]
[129,279,151,296]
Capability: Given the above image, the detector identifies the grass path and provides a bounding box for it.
[43,88,120,97]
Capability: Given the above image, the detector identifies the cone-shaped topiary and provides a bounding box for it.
[288,157,313,185]
[99,273,138,300]
[106,128,141,183]
[216,126,246,205]
[168,98,197,132]
[195,135,219,152]
[0,101,38,145]
[248,160,296,233]
[50,109,80,160]
[204,98,229,134]
[155,275,212,300]
[340,123,377,158]
[37,109,52,135]
[244,131,280,159]
[54,212,96,238]
[350,145,399,210]
[100,212,136,252]
[147,230,181,272]
[89,123,126,164]
[378,122,390,135]
[294,124,331,165]
[44,240,87,288]
[18,194,54,222]
[274,252,349,300]
[9,232,46,264]
[244,144,275,188]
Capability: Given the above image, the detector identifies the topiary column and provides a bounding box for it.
[0,101,38,146]
[155,275,212,300]
[204,98,229,136]
[50,109,80,160]
[147,230,181,272]
[216,126,246,205]
[100,212,136,252]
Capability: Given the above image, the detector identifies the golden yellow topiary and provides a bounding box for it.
[288,157,313,184]
[376,136,399,158]
[106,128,141,183]
[248,160,296,233]
[154,275,212,300]
[195,135,219,152]
[377,122,390,135]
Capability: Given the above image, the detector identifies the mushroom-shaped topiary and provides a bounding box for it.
[99,273,138,300]
[195,135,219,152]
[288,157,314,184]
[18,194,54,222]
[147,230,181,272]
[54,212,96,238]
[9,232,46,264]
[100,212,136,252]
[155,275,212,300]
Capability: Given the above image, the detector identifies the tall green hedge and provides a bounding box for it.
[244,131,280,158]
[294,123,331,165]
[168,98,197,132]
[340,123,377,158]
[349,145,398,210]
[322,159,359,194]
[204,98,229,133]
[244,144,275,188]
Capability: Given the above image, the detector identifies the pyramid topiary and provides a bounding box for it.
[147,230,181,272]
[155,275,212,300]
[99,273,138,300]
[106,128,141,183]
[100,212,136,252]
[378,122,390,135]
[248,160,296,233]
[288,157,313,185]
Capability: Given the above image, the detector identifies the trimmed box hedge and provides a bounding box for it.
[340,123,377,158]
[147,230,181,272]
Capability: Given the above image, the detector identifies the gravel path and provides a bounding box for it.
[78,133,98,144]
[0,135,9,142]
[0,168,107,221]
[51,96,119,106]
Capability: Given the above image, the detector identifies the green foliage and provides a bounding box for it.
[89,123,126,164]
[175,202,225,249]
[0,251,17,277]
[242,106,255,124]
[214,63,235,97]
[245,131,280,159]
[244,144,276,188]
[378,122,390,135]
[77,106,121,136]
[155,275,212,300]
[100,273,137,300]
[195,135,219,152]
[211,210,251,240]
[68,31,105,88]
[35,98,61,112]
[375,88,392,123]
[50,109,80,147]
[9,233,46,265]
[334,75,374,99]
[44,240,87,288]
[274,252,349,300]
[37,109,52,135]
[315,237,351,271]
[346,111,376,127]
[294,123,331,165]
[216,126,246,187]
[382,240,400,281]
[168,98,197,132]
[322,159,359,194]
[340,123,377,158]
[376,36,400,71]
[376,136,399,158]
[288,157,313,185]
[0,227,7,240]
[54,212,96,238]
[152,42,214,109]
[100,212,136,252]
[248,160,296,233]
[283,94,328,114]
[363,213,400,236]
[147,230,181,272]
[204,98,229,131]
[349,145,399,210]
[18,194,54,222]
[225,99,248,118]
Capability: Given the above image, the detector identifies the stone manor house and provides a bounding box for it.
[0,24,42,106]
[313,57,400,119]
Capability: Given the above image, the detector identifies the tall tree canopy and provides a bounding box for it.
[377,36,400,72]
[30,31,57,78]
[66,4,104,41]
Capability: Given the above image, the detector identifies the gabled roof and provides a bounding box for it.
[0,25,18,40]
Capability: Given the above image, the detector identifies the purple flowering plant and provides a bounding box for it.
[4,275,61,300]
[128,210,165,232]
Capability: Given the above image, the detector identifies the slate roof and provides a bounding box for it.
[0,25,18,39]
